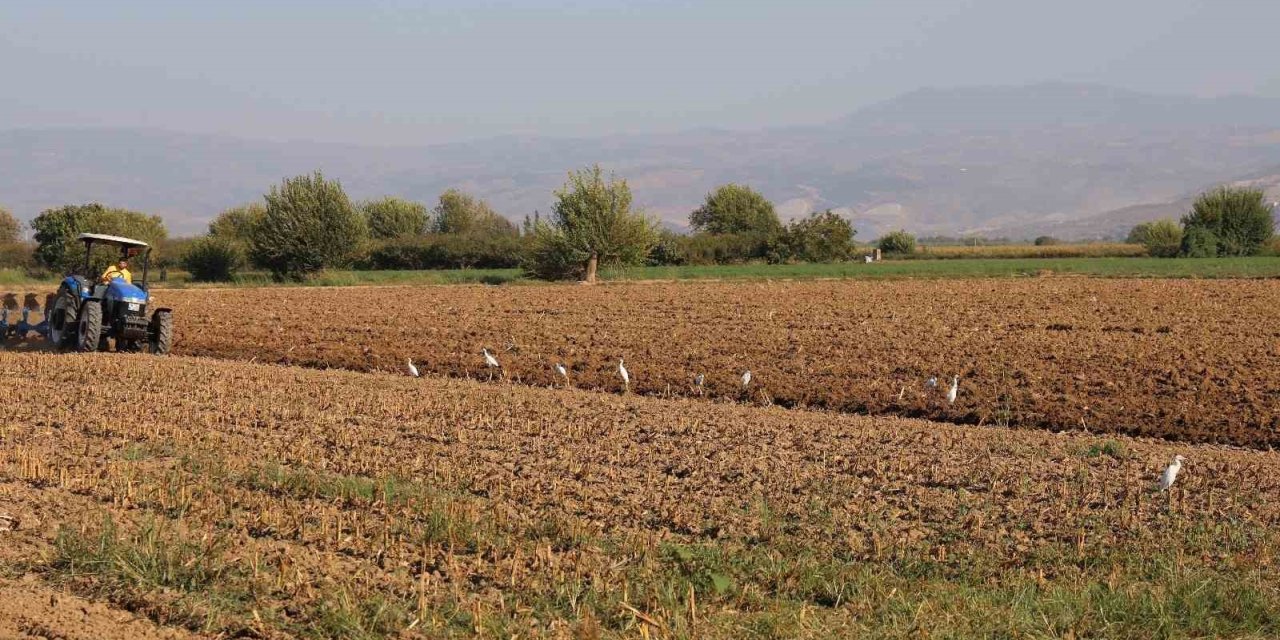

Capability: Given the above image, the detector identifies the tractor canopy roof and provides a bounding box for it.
[77,233,150,249]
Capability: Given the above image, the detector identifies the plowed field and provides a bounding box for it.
[3,351,1279,638]
[148,279,1280,447]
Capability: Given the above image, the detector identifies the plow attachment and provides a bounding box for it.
[1,294,52,341]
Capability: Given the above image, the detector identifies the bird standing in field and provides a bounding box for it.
[554,362,569,387]
[406,358,419,378]
[694,373,705,395]
[482,348,501,380]
[618,358,630,393]
[1159,455,1186,491]
[946,375,959,405]
[741,370,752,389]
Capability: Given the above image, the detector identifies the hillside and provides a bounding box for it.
[988,165,1280,240]
[3,83,1280,237]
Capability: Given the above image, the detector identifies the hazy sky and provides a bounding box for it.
[2,0,1277,145]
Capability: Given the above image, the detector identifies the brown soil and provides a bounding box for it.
[0,578,199,640]
[142,278,1280,447]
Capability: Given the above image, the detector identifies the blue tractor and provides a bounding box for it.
[44,233,173,353]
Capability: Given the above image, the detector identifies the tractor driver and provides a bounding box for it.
[100,259,132,284]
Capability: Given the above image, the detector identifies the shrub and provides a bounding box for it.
[770,210,857,263]
[250,172,367,281]
[181,236,245,282]
[680,232,773,265]
[523,229,585,281]
[1033,236,1060,246]
[877,230,917,255]
[0,242,34,270]
[1127,219,1183,258]
[208,204,265,243]
[1181,186,1274,256]
[0,207,19,243]
[154,237,197,270]
[646,230,688,266]
[359,234,525,270]
[363,197,430,240]
[434,189,516,237]
[1181,226,1219,258]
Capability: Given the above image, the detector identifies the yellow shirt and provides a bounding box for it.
[101,266,132,284]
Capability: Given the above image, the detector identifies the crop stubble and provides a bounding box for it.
[3,352,1280,637]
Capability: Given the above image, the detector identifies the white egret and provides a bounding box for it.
[946,375,958,404]
[618,358,630,392]
[742,370,752,388]
[481,348,502,381]
[1159,455,1185,491]
[554,362,569,385]
[406,358,419,378]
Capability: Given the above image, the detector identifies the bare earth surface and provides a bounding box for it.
[145,278,1280,447]
[0,577,198,640]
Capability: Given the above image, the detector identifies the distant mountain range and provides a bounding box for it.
[3,82,1280,239]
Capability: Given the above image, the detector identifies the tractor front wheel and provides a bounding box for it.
[149,310,173,355]
[77,302,102,353]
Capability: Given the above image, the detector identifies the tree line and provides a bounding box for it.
[2,175,1274,283]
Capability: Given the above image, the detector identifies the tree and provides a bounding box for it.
[877,230,917,255]
[250,172,367,280]
[31,204,97,269]
[433,189,516,236]
[1180,186,1274,256]
[1126,219,1183,258]
[689,184,782,236]
[30,203,168,272]
[209,203,265,243]
[363,197,430,239]
[181,235,245,281]
[0,206,20,243]
[524,165,657,282]
[770,210,857,263]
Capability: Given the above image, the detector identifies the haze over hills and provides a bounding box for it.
[3,82,1280,239]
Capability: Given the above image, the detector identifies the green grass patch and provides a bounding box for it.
[50,516,250,632]
[5,257,1280,290]
[241,462,419,506]
[1078,439,1131,459]
[602,256,1280,281]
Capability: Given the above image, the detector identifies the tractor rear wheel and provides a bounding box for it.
[77,302,102,353]
[149,310,173,355]
[47,293,78,349]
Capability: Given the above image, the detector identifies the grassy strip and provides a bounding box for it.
[600,256,1280,281]
[43,459,1280,639]
[7,257,1280,291]
[907,242,1147,260]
